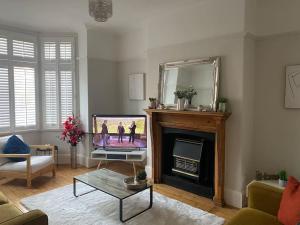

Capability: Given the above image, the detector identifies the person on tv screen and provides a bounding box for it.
[101,120,109,146]
[129,121,136,143]
[117,122,125,143]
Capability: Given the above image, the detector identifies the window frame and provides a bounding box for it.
[0,28,77,133]
[40,36,76,129]
[0,29,39,132]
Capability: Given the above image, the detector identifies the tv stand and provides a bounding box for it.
[91,149,147,170]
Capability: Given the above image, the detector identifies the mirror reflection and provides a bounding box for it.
[159,57,220,110]
[162,64,215,106]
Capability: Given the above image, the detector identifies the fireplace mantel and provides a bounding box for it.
[145,109,231,206]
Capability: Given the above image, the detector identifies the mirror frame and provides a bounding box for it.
[158,57,220,111]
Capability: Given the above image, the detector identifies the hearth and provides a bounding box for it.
[162,128,215,198]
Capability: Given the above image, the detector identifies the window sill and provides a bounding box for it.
[0,129,40,136]
[0,128,63,137]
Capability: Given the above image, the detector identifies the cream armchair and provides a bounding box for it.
[0,135,56,188]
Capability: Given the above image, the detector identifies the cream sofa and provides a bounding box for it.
[0,135,56,187]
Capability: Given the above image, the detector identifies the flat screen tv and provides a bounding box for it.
[92,115,147,149]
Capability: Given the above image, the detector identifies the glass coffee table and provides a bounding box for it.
[73,169,153,222]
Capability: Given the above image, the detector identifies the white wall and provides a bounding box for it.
[241,36,256,196]
[116,29,147,61]
[87,29,119,61]
[254,33,300,179]
[256,0,300,36]
[117,59,147,115]
[87,28,120,124]
[146,0,246,49]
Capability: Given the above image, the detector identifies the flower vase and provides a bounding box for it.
[184,99,190,110]
[70,145,77,169]
[177,98,184,110]
[150,101,156,109]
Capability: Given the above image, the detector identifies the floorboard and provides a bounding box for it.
[0,162,238,222]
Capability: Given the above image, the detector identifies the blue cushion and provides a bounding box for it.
[3,135,30,162]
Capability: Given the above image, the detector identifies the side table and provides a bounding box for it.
[36,145,59,166]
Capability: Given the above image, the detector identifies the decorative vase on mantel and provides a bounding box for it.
[70,145,77,169]
[177,98,185,110]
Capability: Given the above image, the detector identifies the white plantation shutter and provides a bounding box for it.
[41,37,75,128]
[13,40,35,58]
[0,67,10,129]
[0,37,8,55]
[44,42,56,60]
[60,70,73,123]
[14,66,36,127]
[59,42,72,60]
[44,70,58,127]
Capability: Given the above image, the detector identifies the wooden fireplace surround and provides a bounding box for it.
[145,109,231,207]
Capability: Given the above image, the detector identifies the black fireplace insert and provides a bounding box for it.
[162,127,215,198]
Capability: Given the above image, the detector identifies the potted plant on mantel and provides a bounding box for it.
[61,115,84,169]
[218,97,228,112]
[174,89,186,110]
[148,97,157,109]
[278,170,288,187]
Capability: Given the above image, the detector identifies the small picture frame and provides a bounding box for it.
[129,73,145,100]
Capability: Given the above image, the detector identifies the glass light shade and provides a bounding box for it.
[89,0,112,22]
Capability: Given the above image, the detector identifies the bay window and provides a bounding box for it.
[0,28,76,132]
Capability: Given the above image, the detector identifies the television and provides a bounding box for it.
[92,115,147,149]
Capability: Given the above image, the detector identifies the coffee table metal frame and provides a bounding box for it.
[73,174,153,223]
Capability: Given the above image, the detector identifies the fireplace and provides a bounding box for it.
[145,109,230,206]
[162,128,215,198]
[172,138,203,179]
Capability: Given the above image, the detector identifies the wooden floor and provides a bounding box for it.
[0,162,238,222]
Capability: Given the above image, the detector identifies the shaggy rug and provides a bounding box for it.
[21,183,224,225]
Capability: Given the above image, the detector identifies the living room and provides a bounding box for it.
[0,0,299,225]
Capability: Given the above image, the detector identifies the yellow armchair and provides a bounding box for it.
[0,191,47,225]
[227,181,284,225]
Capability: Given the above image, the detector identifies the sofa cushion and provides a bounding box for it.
[0,135,24,166]
[0,191,8,205]
[278,176,300,225]
[227,208,282,225]
[0,203,22,223]
[3,135,30,162]
[0,156,54,173]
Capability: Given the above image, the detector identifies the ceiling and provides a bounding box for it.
[0,0,203,34]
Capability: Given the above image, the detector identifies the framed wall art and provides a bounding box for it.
[285,65,300,108]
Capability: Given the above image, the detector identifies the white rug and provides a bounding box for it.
[21,183,224,225]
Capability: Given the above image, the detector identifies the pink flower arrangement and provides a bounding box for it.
[61,116,84,146]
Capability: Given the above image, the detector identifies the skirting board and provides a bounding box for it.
[57,153,86,166]
[224,188,243,208]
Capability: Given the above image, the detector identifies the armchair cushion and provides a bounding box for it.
[0,135,23,166]
[0,156,54,173]
[0,191,8,205]
[278,176,300,225]
[3,135,30,162]
[0,203,22,223]
[226,208,282,225]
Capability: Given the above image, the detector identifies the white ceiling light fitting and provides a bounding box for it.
[89,0,113,22]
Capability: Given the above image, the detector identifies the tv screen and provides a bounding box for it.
[92,115,147,149]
